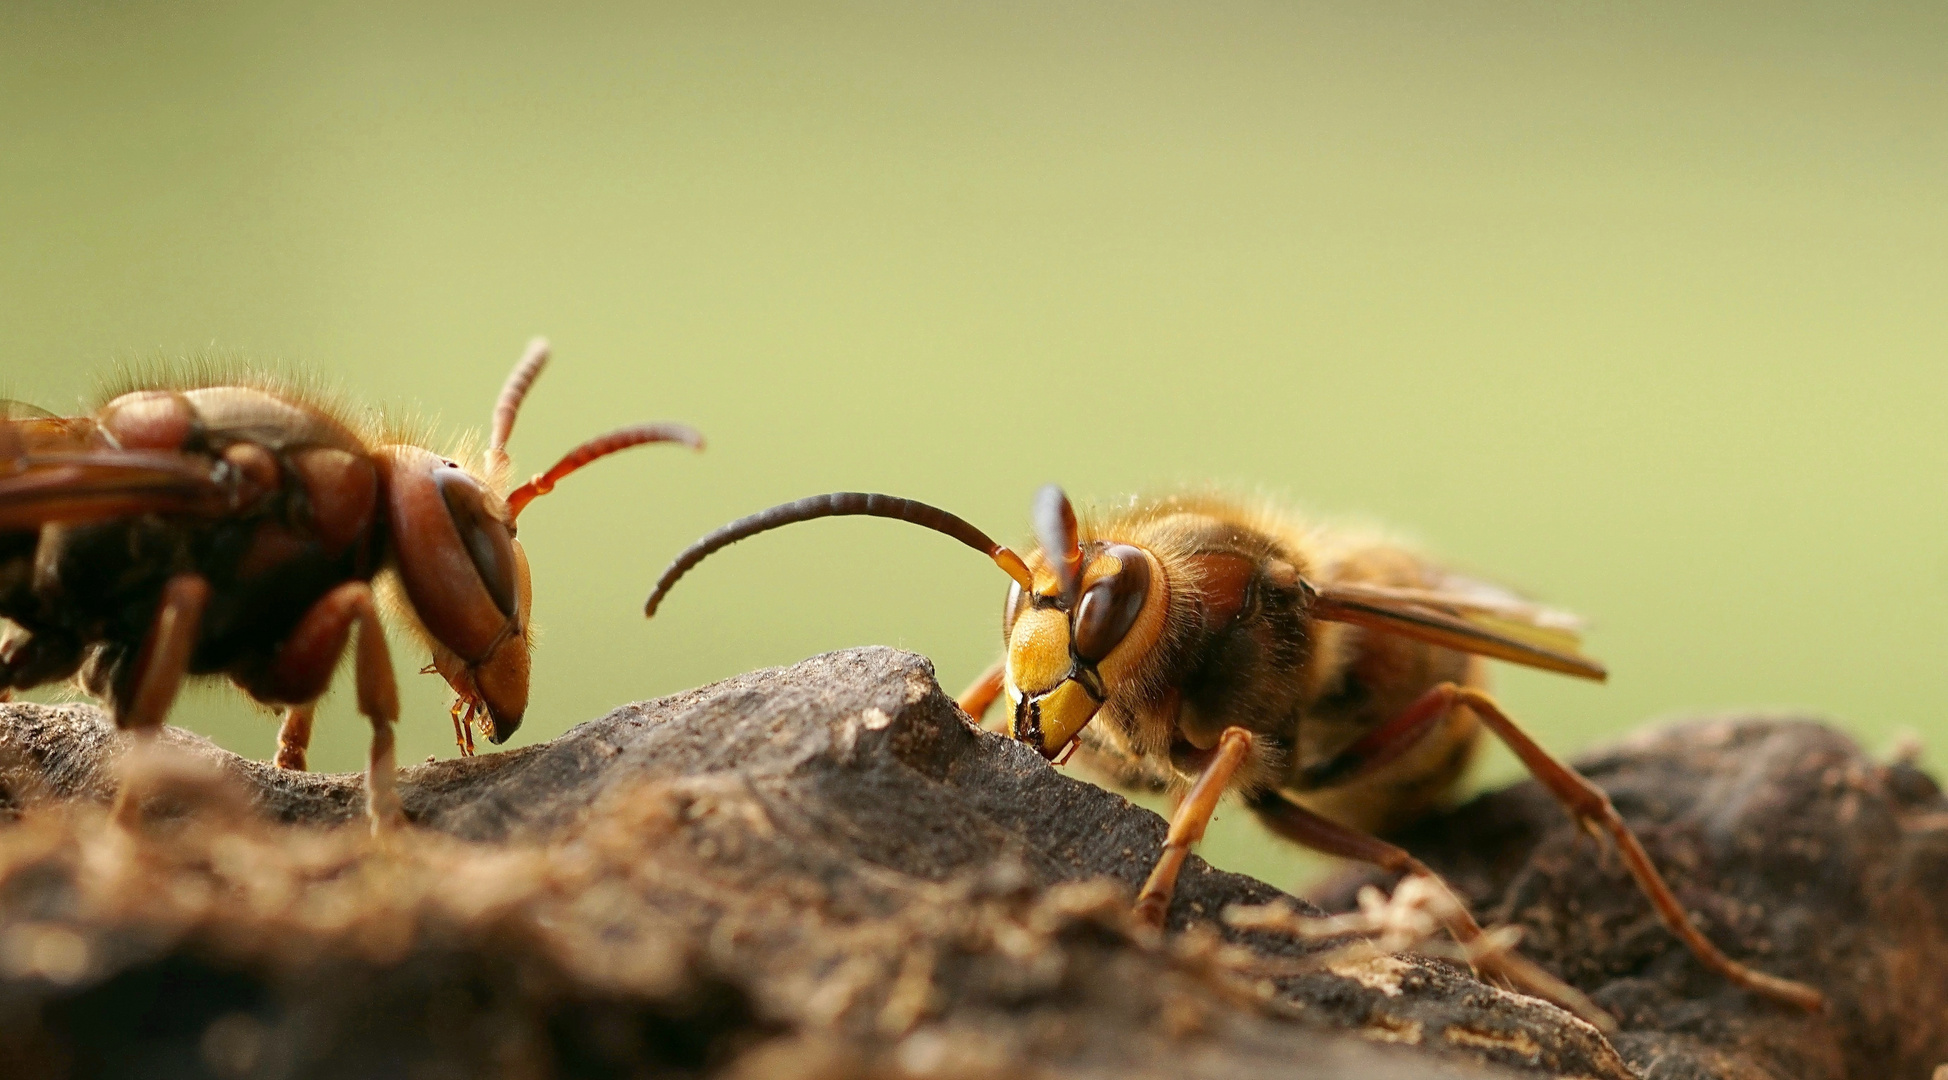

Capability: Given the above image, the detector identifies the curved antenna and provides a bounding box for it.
[1032,484,1082,607]
[486,337,551,481]
[644,492,1034,617]
[506,422,705,520]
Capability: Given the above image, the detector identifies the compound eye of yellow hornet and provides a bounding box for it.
[1070,543,1151,663]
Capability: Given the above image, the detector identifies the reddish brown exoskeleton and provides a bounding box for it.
[0,339,700,829]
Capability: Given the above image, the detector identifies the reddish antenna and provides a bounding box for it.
[506,422,704,520]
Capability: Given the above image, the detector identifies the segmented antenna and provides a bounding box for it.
[644,492,1034,617]
[487,337,551,482]
[505,422,705,520]
[1032,484,1083,607]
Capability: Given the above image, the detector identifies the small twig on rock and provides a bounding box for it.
[1224,876,1617,1035]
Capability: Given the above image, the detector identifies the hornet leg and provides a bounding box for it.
[449,698,477,757]
[275,703,315,771]
[1247,786,1487,948]
[267,582,403,833]
[114,574,210,733]
[1288,679,1464,793]
[1435,683,1824,1013]
[110,574,210,826]
[1249,787,1618,1033]
[956,659,1005,725]
[1133,726,1253,928]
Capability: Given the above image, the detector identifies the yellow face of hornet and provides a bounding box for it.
[637,484,1173,760]
[1001,541,1170,758]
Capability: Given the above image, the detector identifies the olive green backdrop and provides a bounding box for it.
[5,2,1944,888]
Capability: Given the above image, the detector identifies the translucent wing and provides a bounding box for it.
[0,401,99,456]
[1309,576,1605,681]
[0,400,62,422]
[0,449,231,531]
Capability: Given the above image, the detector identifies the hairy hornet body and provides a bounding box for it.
[645,486,1826,1021]
[1009,494,1486,838]
[3,384,394,719]
[0,340,700,828]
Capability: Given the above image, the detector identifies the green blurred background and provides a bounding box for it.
[4,2,1944,889]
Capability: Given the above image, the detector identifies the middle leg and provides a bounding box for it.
[1133,726,1253,928]
[1247,786,1486,948]
[1247,787,1644,1031]
[264,581,403,831]
[114,574,212,733]
[275,704,315,771]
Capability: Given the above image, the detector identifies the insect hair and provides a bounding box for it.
[90,351,461,461]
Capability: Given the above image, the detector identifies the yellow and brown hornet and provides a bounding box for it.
[643,487,1824,1015]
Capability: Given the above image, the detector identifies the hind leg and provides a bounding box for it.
[1441,685,1824,1012]
[1292,680,1824,1013]
[0,624,85,700]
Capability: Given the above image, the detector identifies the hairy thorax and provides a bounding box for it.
[2,386,386,708]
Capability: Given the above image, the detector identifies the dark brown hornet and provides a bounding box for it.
[644,487,1825,1016]
[0,339,701,829]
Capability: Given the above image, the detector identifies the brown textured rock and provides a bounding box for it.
[0,647,1936,1078]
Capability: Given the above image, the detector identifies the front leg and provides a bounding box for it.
[449,698,478,757]
[955,659,1005,724]
[275,704,315,771]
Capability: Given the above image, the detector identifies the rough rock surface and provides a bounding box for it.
[0,647,1939,1079]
